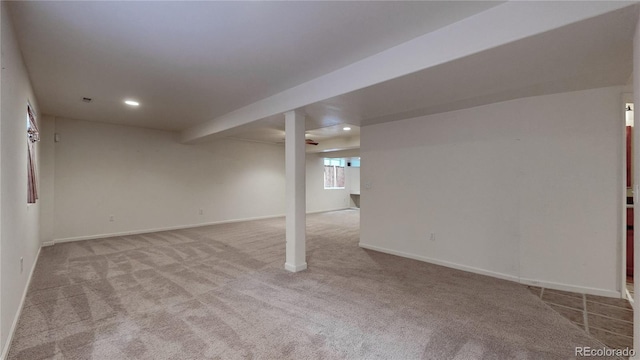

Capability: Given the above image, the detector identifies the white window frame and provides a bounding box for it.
[324,158,345,190]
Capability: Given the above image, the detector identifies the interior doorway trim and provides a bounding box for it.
[623,92,634,301]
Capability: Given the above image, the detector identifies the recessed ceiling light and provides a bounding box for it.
[124,100,139,107]
[343,127,351,131]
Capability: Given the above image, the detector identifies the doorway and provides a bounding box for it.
[625,100,635,299]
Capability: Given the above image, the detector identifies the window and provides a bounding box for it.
[324,158,345,189]
[27,105,39,204]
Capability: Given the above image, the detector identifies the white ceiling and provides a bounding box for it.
[8,1,638,148]
[210,4,637,144]
[228,123,360,145]
[304,5,638,128]
[8,1,502,131]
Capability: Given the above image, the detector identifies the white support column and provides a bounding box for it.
[633,11,639,359]
[284,110,307,272]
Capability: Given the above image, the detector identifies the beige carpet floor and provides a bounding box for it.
[8,209,613,359]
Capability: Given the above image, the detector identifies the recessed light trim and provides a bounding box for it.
[124,100,140,107]
[343,126,351,131]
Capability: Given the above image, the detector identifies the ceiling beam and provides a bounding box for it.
[180,1,635,144]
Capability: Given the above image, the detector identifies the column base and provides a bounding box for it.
[284,262,308,272]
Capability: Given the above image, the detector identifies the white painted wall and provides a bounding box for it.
[348,166,360,195]
[51,117,287,241]
[39,116,55,245]
[0,3,41,355]
[361,86,624,297]
[346,166,360,208]
[306,154,351,213]
[320,149,360,159]
[306,136,359,154]
[48,118,349,242]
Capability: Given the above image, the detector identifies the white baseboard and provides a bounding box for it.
[50,214,287,244]
[625,289,634,309]
[519,277,620,298]
[1,246,42,360]
[359,242,621,299]
[284,262,308,272]
[306,207,353,215]
[359,243,519,282]
[45,208,354,246]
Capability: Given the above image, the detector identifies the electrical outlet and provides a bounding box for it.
[429,233,436,242]
[109,215,115,222]
[199,209,204,215]
[20,257,23,273]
